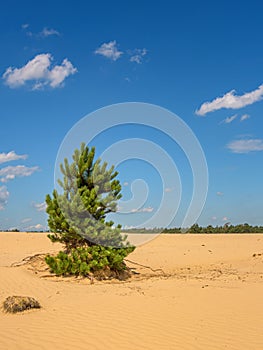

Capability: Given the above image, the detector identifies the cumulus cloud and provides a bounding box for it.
[131,207,154,213]
[21,23,32,36]
[0,186,9,210]
[3,53,77,89]
[0,151,38,208]
[26,223,45,231]
[129,48,147,64]
[0,151,27,164]
[123,182,129,186]
[216,191,224,196]
[240,114,250,121]
[95,41,123,61]
[22,24,60,38]
[48,58,77,87]
[40,27,60,37]
[227,139,263,154]
[33,202,47,212]
[3,54,51,87]
[221,114,237,124]
[0,165,39,183]
[196,84,263,116]
[222,217,229,222]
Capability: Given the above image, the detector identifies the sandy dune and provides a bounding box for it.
[0,232,262,350]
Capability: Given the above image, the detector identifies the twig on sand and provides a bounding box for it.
[85,274,95,284]
[11,253,45,267]
[124,259,165,274]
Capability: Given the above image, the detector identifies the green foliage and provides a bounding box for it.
[188,223,203,233]
[45,143,135,278]
[45,245,135,276]
[46,142,128,249]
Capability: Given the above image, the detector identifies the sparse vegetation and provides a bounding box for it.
[2,296,40,313]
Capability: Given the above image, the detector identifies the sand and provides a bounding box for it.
[0,232,262,350]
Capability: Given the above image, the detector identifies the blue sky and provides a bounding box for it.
[0,0,263,230]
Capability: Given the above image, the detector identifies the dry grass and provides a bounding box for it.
[2,296,41,313]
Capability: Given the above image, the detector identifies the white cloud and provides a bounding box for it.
[211,216,217,221]
[33,202,47,212]
[222,217,229,222]
[129,48,147,64]
[40,27,60,37]
[221,114,237,124]
[3,54,51,87]
[26,223,45,231]
[22,25,60,38]
[0,151,27,164]
[123,225,136,230]
[32,82,44,90]
[123,182,129,186]
[0,186,9,210]
[164,187,174,192]
[240,114,250,121]
[216,191,224,196]
[131,207,154,213]
[21,218,32,223]
[95,41,123,61]
[35,223,44,229]
[196,84,263,116]
[0,165,39,183]
[3,53,77,89]
[227,139,263,154]
[48,58,77,87]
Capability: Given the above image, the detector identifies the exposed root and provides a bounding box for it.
[124,259,165,274]
[10,253,165,283]
[11,253,46,267]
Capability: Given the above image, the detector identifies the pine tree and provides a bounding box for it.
[45,143,134,278]
[46,142,129,250]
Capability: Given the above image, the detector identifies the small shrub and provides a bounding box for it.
[3,296,41,313]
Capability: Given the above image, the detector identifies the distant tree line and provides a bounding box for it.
[1,223,263,234]
[0,229,45,233]
[122,223,263,234]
